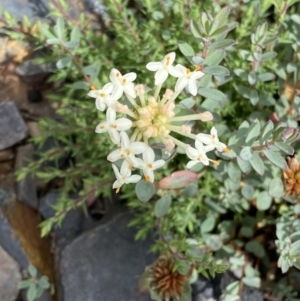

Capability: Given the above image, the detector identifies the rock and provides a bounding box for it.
[0,245,22,301]
[15,59,55,78]
[15,144,38,209]
[0,200,54,287]
[192,276,216,301]
[39,192,86,249]
[0,148,14,162]
[60,212,155,301]
[0,102,28,150]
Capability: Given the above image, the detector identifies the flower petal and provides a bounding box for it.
[112,86,123,101]
[143,147,155,163]
[185,145,198,159]
[120,160,132,176]
[120,131,130,149]
[143,169,154,183]
[187,160,197,169]
[216,141,227,152]
[195,140,205,152]
[110,68,122,85]
[152,159,165,170]
[103,82,114,93]
[192,71,205,80]
[124,82,136,98]
[95,122,108,133]
[146,62,163,71]
[126,174,142,184]
[168,65,183,77]
[95,98,106,111]
[123,72,137,82]
[130,142,147,154]
[188,79,198,96]
[107,149,122,162]
[112,164,121,180]
[165,52,176,65]
[175,77,188,93]
[108,129,120,144]
[115,118,133,131]
[196,133,213,145]
[211,127,218,137]
[155,69,168,85]
[87,90,98,98]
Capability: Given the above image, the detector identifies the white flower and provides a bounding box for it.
[109,68,137,100]
[139,147,165,182]
[186,140,209,169]
[170,64,204,96]
[196,127,227,152]
[112,161,141,193]
[107,131,147,167]
[146,52,177,86]
[95,108,132,144]
[87,83,114,111]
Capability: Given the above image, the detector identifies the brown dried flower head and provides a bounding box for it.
[147,257,187,301]
[283,157,300,197]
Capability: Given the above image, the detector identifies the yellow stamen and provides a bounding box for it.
[197,156,202,161]
[224,147,231,153]
[126,150,131,155]
[212,160,219,165]
[195,65,202,71]
[128,163,133,169]
[116,72,120,77]
[186,68,191,74]
[99,92,105,97]
[121,154,125,158]
[122,78,126,84]
[116,187,120,193]
[111,124,117,129]
[212,134,216,139]
[148,163,153,169]
[145,175,150,182]
[90,85,96,90]
[100,125,105,129]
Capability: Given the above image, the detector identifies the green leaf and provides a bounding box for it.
[178,41,195,57]
[204,198,226,214]
[245,240,265,258]
[56,56,71,69]
[237,157,252,173]
[263,149,288,170]
[46,38,60,45]
[210,25,229,37]
[71,81,90,91]
[242,276,261,288]
[203,66,229,76]
[208,39,235,50]
[39,276,50,289]
[249,153,265,175]
[205,50,225,66]
[27,284,37,301]
[235,85,251,99]
[241,226,253,237]
[18,280,32,289]
[258,72,275,82]
[274,142,294,155]
[248,72,257,85]
[135,180,155,202]
[268,178,284,198]
[215,6,231,27]
[154,195,172,218]
[198,88,226,101]
[239,146,253,161]
[54,17,65,39]
[40,24,56,39]
[227,162,241,183]
[64,41,79,49]
[246,119,261,144]
[257,191,272,210]
[200,215,216,234]
[260,51,277,61]
[28,265,37,278]
[190,20,202,38]
[179,282,192,301]
[249,89,259,105]
[241,185,254,200]
[71,26,81,42]
[260,120,274,142]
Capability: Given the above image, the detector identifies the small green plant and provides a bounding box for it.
[18,265,54,301]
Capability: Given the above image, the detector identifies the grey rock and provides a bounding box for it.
[192,276,216,301]
[0,148,14,162]
[15,144,38,209]
[0,102,28,150]
[0,209,29,269]
[60,212,156,301]
[39,192,85,249]
[0,245,22,301]
[16,59,55,77]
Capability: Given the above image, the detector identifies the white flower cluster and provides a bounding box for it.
[88,52,229,192]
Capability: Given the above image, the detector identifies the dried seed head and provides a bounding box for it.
[283,157,300,197]
[147,257,186,301]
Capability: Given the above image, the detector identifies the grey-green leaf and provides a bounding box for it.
[135,180,155,202]
[268,178,284,198]
[242,277,261,288]
[178,41,195,57]
[263,149,288,170]
[249,153,265,175]
[260,120,274,142]
[227,162,241,183]
[237,157,252,173]
[239,146,253,161]
[208,39,235,50]
[56,56,71,69]
[198,88,226,101]
[203,66,230,77]
[274,142,294,155]
[205,50,225,66]
[27,284,37,301]
[257,191,272,211]
[245,240,265,258]
[246,120,261,144]
[154,195,172,218]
